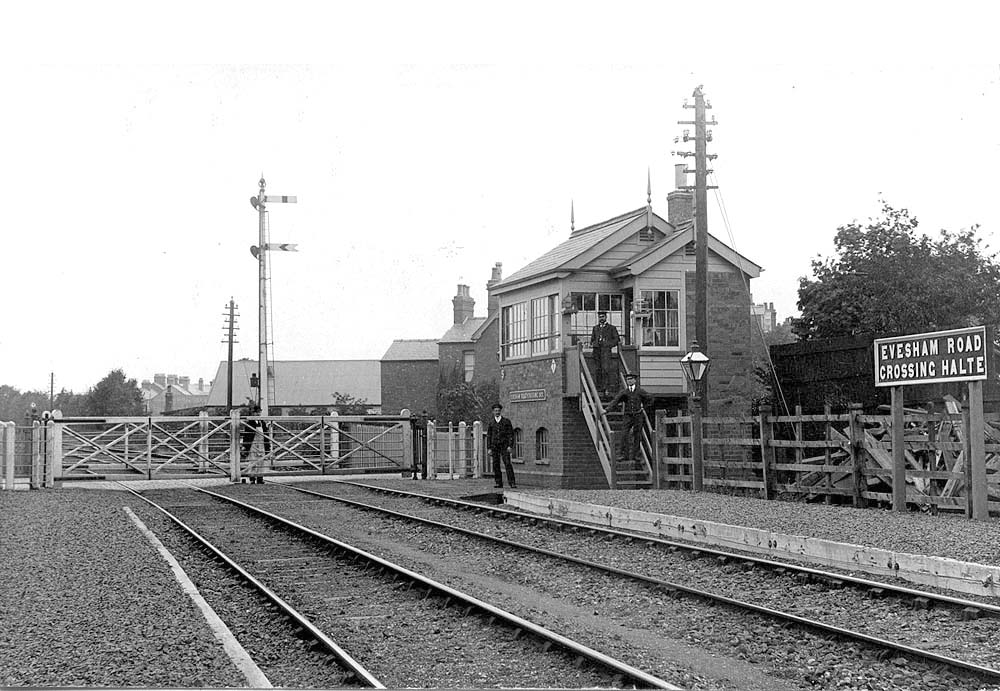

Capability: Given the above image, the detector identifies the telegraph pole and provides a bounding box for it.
[249,176,297,416]
[678,86,718,415]
[221,298,239,411]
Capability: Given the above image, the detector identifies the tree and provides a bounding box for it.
[330,391,370,415]
[437,378,499,425]
[84,369,145,416]
[792,202,1000,341]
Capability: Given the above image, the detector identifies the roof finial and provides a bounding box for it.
[645,168,653,231]
[570,199,575,233]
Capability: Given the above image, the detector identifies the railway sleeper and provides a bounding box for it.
[960,606,982,620]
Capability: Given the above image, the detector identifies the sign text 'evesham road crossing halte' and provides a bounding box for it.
[873,326,989,387]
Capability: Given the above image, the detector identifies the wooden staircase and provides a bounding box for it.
[577,345,654,489]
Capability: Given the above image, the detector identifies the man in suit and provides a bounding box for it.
[601,373,653,462]
[486,403,516,489]
[590,311,620,397]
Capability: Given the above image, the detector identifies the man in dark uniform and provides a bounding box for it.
[486,403,516,489]
[590,311,620,397]
[602,373,653,461]
[240,398,271,462]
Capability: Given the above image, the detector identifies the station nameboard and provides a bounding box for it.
[509,389,547,402]
[873,326,989,387]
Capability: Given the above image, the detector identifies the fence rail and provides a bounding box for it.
[1,413,418,486]
[655,402,1000,518]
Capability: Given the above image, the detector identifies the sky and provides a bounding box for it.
[2,2,999,394]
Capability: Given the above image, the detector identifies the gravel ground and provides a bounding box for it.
[0,489,246,688]
[5,476,998,690]
[359,478,1000,567]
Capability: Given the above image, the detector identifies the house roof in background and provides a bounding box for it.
[381,339,440,361]
[440,317,487,343]
[206,359,381,407]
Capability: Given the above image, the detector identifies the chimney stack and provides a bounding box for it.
[486,262,503,315]
[667,163,693,227]
[198,377,204,392]
[154,373,166,387]
[453,284,475,324]
[179,376,190,390]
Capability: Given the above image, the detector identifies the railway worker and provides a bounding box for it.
[590,311,620,398]
[239,398,271,462]
[601,373,652,462]
[486,403,516,489]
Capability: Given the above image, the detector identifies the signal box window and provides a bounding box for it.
[639,289,679,348]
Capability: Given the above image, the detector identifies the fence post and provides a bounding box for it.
[447,422,455,479]
[401,409,413,478]
[690,405,703,491]
[146,416,153,480]
[426,421,436,478]
[199,411,209,473]
[969,380,988,521]
[30,421,41,489]
[230,408,241,483]
[891,386,906,512]
[329,411,340,467]
[823,403,833,503]
[758,405,773,500]
[458,421,468,477]
[48,421,61,487]
[848,402,866,508]
[472,421,482,478]
[962,398,973,519]
[3,423,13,490]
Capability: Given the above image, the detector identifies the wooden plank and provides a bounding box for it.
[505,494,1000,598]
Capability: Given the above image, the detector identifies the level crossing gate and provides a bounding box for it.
[1,413,416,485]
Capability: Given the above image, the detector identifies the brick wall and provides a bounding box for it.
[381,360,439,417]
[685,270,755,415]
[473,319,499,384]
[497,354,609,489]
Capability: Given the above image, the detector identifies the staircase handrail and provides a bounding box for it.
[578,344,616,488]
[616,351,655,477]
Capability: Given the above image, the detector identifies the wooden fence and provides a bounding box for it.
[656,401,1000,517]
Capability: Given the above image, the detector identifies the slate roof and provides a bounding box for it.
[440,317,487,343]
[498,207,648,287]
[205,359,381,407]
[381,339,440,361]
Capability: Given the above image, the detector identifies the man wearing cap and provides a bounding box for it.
[486,403,516,489]
[590,311,620,398]
[602,373,653,462]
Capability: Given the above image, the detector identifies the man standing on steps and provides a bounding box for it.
[486,403,516,489]
[601,373,652,462]
[590,311,621,398]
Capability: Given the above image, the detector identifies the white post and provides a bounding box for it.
[400,409,413,478]
[329,411,340,467]
[426,420,436,479]
[458,421,468,477]
[30,422,41,489]
[472,421,482,479]
[448,422,455,479]
[199,411,209,472]
[48,421,61,487]
[230,408,241,482]
[3,423,14,490]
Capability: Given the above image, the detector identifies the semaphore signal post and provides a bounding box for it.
[250,176,297,416]
[874,326,991,520]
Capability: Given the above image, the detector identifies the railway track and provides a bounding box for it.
[223,479,1000,690]
[129,484,682,690]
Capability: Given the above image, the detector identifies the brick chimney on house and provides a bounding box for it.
[179,376,190,390]
[667,163,694,227]
[453,284,475,324]
[486,262,502,315]
[198,377,204,393]
[164,385,174,412]
[154,373,166,387]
